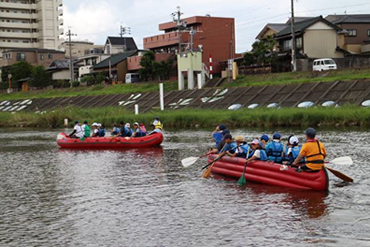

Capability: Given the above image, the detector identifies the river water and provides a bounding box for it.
[0,128,369,247]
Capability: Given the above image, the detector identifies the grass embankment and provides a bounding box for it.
[226,69,370,87]
[0,81,177,101]
[1,106,370,128]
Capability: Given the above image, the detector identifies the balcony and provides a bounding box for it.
[0,31,39,39]
[144,32,186,49]
[57,0,63,7]
[58,8,63,16]
[0,2,38,10]
[58,18,64,26]
[0,22,38,29]
[1,12,36,20]
[0,41,38,49]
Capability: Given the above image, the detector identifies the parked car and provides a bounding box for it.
[125,73,141,83]
[313,58,337,71]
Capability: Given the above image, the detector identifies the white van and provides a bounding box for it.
[313,59,337,72]
[125,73,141,83]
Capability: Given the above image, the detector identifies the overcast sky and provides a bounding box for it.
[63,0,370,52]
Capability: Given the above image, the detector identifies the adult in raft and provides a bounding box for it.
[292,128,327,171]
[211,124,226,148]
[69,121,84,139]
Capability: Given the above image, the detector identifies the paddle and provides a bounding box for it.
[325,156,354,182]
[325,167,353,183]
[201,155,224,178]
[328,156,353,166]
[182,154,208,168]
[237,147,250,186]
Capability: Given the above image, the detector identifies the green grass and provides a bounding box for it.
[226,69,370,87]
[1,106,370,129]
[0,81,178,101]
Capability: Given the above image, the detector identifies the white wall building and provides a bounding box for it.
[0,0,63,57]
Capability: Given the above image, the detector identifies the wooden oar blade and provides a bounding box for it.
[330,156,353,166]
[326,167,353,183]
[181,157,199,168]
[202,166,213,178]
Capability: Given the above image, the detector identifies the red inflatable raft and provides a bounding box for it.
[207,155,329,191]
[57,132,163,149]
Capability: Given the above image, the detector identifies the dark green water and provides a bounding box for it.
[0,128,369,246]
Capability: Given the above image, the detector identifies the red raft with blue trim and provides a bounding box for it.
[207,154,329,191]
[57,132,163,149]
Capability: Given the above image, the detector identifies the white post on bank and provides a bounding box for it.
[135,104,139,115]
[159,83,164,111]
[64,119,68,128]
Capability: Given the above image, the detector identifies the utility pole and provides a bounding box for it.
[66,27,77,88]
[120,24,131,52]
[291,0,297,72]
[172,6,184,54]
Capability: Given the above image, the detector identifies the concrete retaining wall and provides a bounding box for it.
[1,80,370,113]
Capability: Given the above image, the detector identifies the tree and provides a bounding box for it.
[153,58,174,81]
[31,65,50,88]
[9,61,33,82]
[139,51,155,81]
[242,35,278,66]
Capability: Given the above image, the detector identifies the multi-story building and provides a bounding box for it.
[59,40,104,58]
[0,48,64,67]
[0,0,63,57]
[143,16,235,74]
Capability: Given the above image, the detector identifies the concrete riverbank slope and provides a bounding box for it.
[1,80,370,113]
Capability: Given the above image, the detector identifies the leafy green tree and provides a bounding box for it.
[31,65,50,88]
[242,36,278,66]
[9,61,33,82]
[153,58,174,81]
[139,51,155,81]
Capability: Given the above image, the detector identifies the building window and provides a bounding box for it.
[347,29,357,37]
[368,29,370,37]
[40,54,44,60]
[16,53,26,61]
[48,54,53,59]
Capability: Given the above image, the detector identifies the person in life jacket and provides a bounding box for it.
[97,124,106,137]
[245,139,268,163]
[260,134,269,149]
[265,132,284,163]
[152,117,163,133]
[218,134,237,157]
[208,129,231,155]
[125,123,133,137]
[292,128,327,171]
[212,124,226,148]
[132,122,145,137]
[82,120,91,138]
[69,121,84,139]
[139,123,147,136]
[110,123,120,136]
[284,135,305,165]
[227,136,253,158]
[118,121,128,137]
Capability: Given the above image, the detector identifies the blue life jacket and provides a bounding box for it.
[220,142,237,154]
[127,128,133,137]
[98,128,106,137]
[257,149,268,161]
[212,132,223,147]
[236,144,251,158]
[134,128,144,137]
[266,141,284,163]
[112,127,120,135]
[285,145,305,164]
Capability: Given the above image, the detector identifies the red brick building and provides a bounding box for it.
[143,16,235,74]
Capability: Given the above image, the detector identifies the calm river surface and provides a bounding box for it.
[0,128,369,247]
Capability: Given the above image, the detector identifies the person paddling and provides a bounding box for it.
[227,136,251,158]
[218,134,237,156]
[212,124,226,148]
[69,121,84,139]
[132,122,144,137]
[260,134,269,149]
[92,123,99,137]
[245,139,268,163]
[110,123,120,136]
[292,128,327,171]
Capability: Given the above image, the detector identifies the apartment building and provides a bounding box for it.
[0,0,63,57]
[59,40,104,58]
